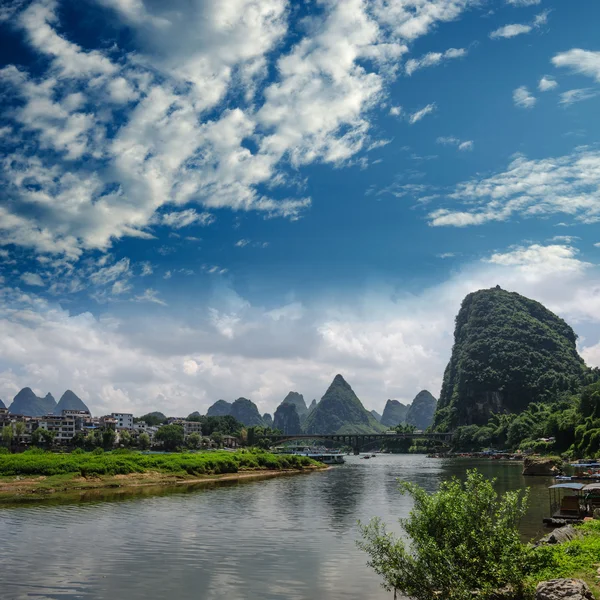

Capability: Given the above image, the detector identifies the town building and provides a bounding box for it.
[111,413,133,430]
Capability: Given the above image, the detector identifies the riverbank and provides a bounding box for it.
[0,449,323,502]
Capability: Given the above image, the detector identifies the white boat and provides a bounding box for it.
[288,447,345,465]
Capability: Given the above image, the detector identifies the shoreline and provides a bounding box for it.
[0,465,326,503]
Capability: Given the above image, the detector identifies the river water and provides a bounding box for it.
[0,455,555,600]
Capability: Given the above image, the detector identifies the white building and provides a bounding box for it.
[111,413,134,430]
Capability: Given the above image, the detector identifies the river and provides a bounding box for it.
[0,455,556,600]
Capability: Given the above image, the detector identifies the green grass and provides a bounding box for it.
[0,449,319,478]
[526,520,600,598]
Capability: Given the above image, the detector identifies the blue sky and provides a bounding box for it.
[1,0,600,417]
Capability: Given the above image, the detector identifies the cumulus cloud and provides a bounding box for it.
[538,76,558,91]
[490,24,532,39]
[0,242,599,416]
[160,210,215,229]
[506,0,541,5]
[553,49,600,82]
[409,103,437,124]
[0,0,484,260]
[405,47,467,76]
[428,148,600,227]
[513,86,536,108]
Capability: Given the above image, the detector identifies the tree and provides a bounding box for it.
[119,430,132,448]
[14,422,26,445]
[155,424,184,451]
[358,470,529,600]
[31,428,56,447]
[138,432,151,450]
[2,425,13,448]
[186,432,201,449]
[101,428,116,450]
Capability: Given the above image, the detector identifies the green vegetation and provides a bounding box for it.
[358,470,530,600]
[186,414,244,437]
[526,520,600,594]
[449,380,600,457]
[434,287,586,431]
[135,412,167,426]
[154,424,184,450]
[0,448,319,479]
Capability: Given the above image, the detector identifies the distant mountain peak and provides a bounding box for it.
[55,390,89,414]
[332,374,349,387]
[9,387,57,416]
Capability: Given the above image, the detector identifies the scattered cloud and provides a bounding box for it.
[559,88,599,106]
[538,76,558,92]
[133,289,167,306]
[389,105,402,116]
[436,252,456,259]
[409,103,437,124]
[490,23,531,39]
[140,262,153,276]
[160,210,215,229]
[405,47,467,76]
[436,136,473,151]
[513,86,536,108]
[506,0,541,5]
[428,148,600,227]
[553,49,600,82]
[20,272,44,287]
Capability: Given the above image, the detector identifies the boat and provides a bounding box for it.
[370,454,377,458]
[543,482,600,525]
[288,447,345,465]
[361,455,370,460]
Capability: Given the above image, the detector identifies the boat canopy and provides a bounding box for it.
[570,463,600,467]
[582,483,600,492]
[548,483,586,490]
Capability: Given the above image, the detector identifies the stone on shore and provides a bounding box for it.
[535,579,594,600]
[523,457,562,476]
[535,525,583,546]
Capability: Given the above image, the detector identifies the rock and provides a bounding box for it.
[279,392,308,419]
[406,391,437,430]
[380,400,408,427]
[536,525,582,546]
[54,390,90,413]
[535,579,594,600]
[523,457,563,476]
[206,400,232,417]
[273,403,302,435]
[229,398,264,427]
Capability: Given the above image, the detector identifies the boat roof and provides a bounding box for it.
[548,483,586,490]
[583,483,600,491]
[570,463,600,467]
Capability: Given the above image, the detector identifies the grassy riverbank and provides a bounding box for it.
[0,449,323,502]
[527,520,600,597]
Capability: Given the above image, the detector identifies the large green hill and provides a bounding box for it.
[433,287,585,430]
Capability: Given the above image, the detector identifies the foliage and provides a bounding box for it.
[0,449,319,477]
[138,432,150,450]
[247,426,282,448]
[31,428,56,447]
[435,287,586,431]
[2,425,13,446]
[358,470,530,600]
[189,415,243,437]
[405,391,437,430]
[186,432,201,449]
[135,412,167,427]
[155,424,184,450]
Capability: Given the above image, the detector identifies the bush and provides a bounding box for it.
[358,470,530,600]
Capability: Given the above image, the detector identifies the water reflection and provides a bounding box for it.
[0,455,555,600]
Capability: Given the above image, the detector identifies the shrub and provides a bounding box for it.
[358,470,530,600]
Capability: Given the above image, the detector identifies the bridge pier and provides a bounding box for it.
[353,446,360,455]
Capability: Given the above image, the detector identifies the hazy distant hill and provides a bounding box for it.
[9,388,56,416]
[380,400,409,427]
[370,409,382,422]
[406,391,437,430]
[229,398,264,427]
[0,398,5,409]
[263,413,273,427]
[273,403,302,435]
[54,390,89,413]
[279,392,308,419]
[303,375,385,435]
[207,400,232,417]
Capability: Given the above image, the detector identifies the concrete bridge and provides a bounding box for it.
[261,432,452,454]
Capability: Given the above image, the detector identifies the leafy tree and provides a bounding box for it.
[31,428,56,447]
[155,424,184,450]
[138,432,151,450]
[2,425,13,447]
[136,412,168,427]
[358,470,529,600]
[14,422,26,445]
[101,428,116,450]
[119,430,132,448]
[84,431,98,450]
[186,432,201,449]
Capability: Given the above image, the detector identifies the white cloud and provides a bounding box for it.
[90,258,131,286]
[140,262,153,276]
[405,47,467,76]
[409,103,437,124]
[160,210,215,229]
[389,105,403,116]
[428,148,600,227]
[559,88,599,106]
[538,76,557,92]
[506,0,541,5]
[235,239,250,247]
[533,10,549,27]
[553,49,600,82]
[490,23,532,39]
[20,272,45,287]
[133,288,167,306]
[436,136,473,151]
[0,242,599,415]
[513,86,536,108]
